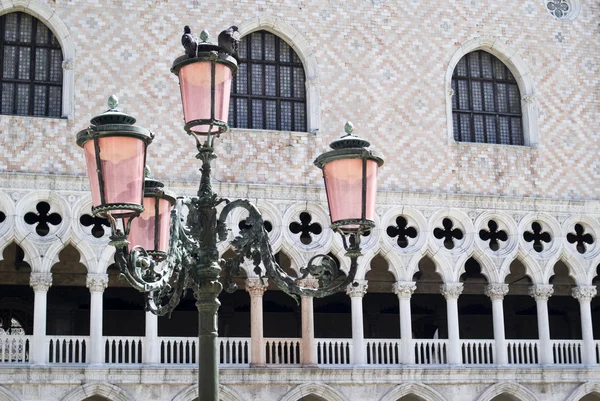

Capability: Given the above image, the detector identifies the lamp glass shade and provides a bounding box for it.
[83,136,146,214]
[323,158,378,230]
[128,196,172,253]
[178,61,233,134]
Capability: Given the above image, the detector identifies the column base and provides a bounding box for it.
[301,363,318,368]
[249,363,267,368]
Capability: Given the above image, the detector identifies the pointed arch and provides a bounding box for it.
[379,383,447,401]
[0,0,75,118]
[60,383,134,401]
[445,37,538,146]
[278,383,348,401]
[565,382,600,401]
[500,252,543,284]
[0,385,21,401]
[171,384,246,401]
[237,16,320,132]
[43,239,93,274]
[475,382,538,401]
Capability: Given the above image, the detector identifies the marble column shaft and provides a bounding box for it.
[246,278,268,366]
[346,280,368,365]
[441,283,463,365]
[393,281,416,364]
[485,283,509,365]
[572,285,597,365]
[529,284,554,365]
[86,274,108,364]
[30,273,52,365]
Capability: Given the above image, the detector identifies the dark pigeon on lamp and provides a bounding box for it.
[181,25,198,57]
[218,26,241,61]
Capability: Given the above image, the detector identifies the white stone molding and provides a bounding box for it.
[0,385,21,401]
[380,206,428,255]
[518,213,562,260]
[245,278,268,297]
[445,37,539,146]
[0,0,75,119]
[529,284,554,301]
[572,285,597,302]
[60,383,135,401]
[565,382,600,401]
[346,279,368,297]
[171,384,245,401]
[278,382,349,401]
[440,282,463,300]
[379,383,448,401]
[86,274,108,293]
[485,283,509,301]
[282,202,332,253]
[29,272,52,291]
[237,16,320,133]
[0,191,15,244]
[393,281,416,300]
[475,381,539,401]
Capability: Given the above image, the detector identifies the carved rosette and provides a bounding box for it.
[346,280,368,298]
[572,286,597,303]
[30,273,52,291]
[440,283,463,300]
[245,278,268,297]
[86,274,109,293]
[393,281,417,300]
[529,284,554,301]
[485,284,509,301]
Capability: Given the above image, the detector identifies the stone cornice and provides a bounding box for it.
[2,172,600,214]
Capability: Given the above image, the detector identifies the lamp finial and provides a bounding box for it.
[344,121,354,135]
[108,95,119,110]
[200,29,210,42]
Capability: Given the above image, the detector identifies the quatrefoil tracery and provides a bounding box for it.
[239,219,273,233]
[289,212,322,245]
[567,223,594,254]
[24,201,62,237]
[80,214,110,238]
[523,222,551,253]
[0,210,5,224]
[434,218,463,250]
[386,216,417,248]
[479,220,508,251]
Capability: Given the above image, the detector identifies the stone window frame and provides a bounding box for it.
[445,37,539,147]
[0,0,74,119]
[236,17,320,134]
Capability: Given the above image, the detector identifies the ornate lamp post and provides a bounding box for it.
[76,27,383,401]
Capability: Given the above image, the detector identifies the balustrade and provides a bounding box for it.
[414,339,447,365]
[366,339,401,365]
[264,338,301,365]
[47,336,88,364]
[0,335,30,363]
[105,337,143,364]
[316,339,351,365]
[551,340,582,365]
[506,340,539,365]
[461,340,494,365]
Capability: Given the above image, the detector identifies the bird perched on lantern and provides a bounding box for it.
[181,25,198,57]
[218,26,240,61]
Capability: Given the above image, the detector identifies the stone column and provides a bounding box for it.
[29,272,52,365]
[346,280,368,365]
[298,279,318,366]
[144,312,159,364]
[529,284,554,365]
[246,278,268,366]
[86,274,108,364]
[393,281,416,364]
[572,285,597,365]
[485,283,509,365]
[441,283,463,365]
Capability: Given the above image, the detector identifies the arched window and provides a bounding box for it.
[0,12,63,117]
[229,30,307,132]
[452,50,523,145]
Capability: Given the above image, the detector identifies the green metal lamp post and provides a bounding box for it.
[76,27,383,401]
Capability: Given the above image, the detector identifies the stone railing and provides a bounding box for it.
[316,339,352,365]
[366,339,401,365]
[506,339,539,365]
[461,339,495,365]
[0,335,30,363]
[264,338,301,365]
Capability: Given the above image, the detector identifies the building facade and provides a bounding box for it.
[0,0,599,400]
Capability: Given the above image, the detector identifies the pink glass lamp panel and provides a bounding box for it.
[129,197,171,252]
[179,62,232,134]
[83,136,145,214]
[323,159,378,227]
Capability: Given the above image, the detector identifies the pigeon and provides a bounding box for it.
[181,25,197,57]
[218,26,241,60]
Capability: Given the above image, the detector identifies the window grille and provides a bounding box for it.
[0,12,63,118]
[452,50,523,145]
[229,30,307,132]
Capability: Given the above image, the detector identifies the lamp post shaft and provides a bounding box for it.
[195,277,221,401]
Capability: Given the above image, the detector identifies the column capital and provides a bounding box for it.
[529,284,553,301]
[245,278,268,296]
[440,283,463,300]
[393,281,416,300]
[572,285,597,302]
[86,274,109,293]
[30,272,52,291]
[297,278,320,290]
[346,280,368,297]
[485,283,509,301]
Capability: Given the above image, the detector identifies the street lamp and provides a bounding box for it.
[76,27,383,401]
